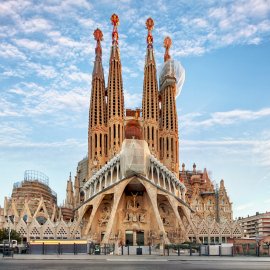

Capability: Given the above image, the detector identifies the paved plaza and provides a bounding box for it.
[1,255,270,270]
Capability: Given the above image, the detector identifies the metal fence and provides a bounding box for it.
[27,242,270,257]
[29,243,87,255]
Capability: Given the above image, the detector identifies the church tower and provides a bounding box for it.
[159,37,179,174]
[142,18,159,156]
[107,14,125,158]
[88,28,108,177]
[65,173,74,209]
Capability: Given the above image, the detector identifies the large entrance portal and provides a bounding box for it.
[136,231,144,246]
[125,231,133,245]
[125,230,144,245]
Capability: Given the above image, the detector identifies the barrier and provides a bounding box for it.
[27,242,269,257]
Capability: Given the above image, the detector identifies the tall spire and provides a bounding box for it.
[159,36,179,175]
[88,28,108,178]
[65,172,74,208]
[142,18,159,156]
[107,13,125,157]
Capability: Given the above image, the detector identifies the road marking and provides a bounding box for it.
[106,259,168,262]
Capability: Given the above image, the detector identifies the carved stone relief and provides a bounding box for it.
[123,193,147,224]
[98,202,111,227]
[158,202,173,227]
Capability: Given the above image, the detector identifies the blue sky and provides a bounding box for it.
[0,0,270,219]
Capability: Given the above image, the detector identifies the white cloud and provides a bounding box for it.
[124,91,142,108]
[182,108,270,128]
[13,38,46,51]
[24,62,58,79]
[0,138,86,149]
[232,0,270,19]
[0,43,26,60]
[236,202,254,212]
[1,70,24,78]
[182,139,257,147]
[4,81,89,118]
[77,18,96,28]
[0,98,21,117]
[0,121,86,148]
[21,17,52,33]
[67,72,91,83]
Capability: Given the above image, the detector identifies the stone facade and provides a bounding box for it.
[0,14,243,244]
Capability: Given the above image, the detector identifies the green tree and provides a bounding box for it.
[0,228,22,243]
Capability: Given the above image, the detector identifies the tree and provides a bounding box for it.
[0,228,21,243]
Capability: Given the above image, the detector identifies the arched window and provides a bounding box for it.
[36,216,47,225]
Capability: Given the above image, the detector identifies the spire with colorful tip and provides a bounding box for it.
[88,27,108,178]
[142,17,159,157]
[146,17,154,48]
[164,36,172,62]
[159,36,179,175]
[93,28,103,57]
[111,13,119,45]
[107,13,124,157]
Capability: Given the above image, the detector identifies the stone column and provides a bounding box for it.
[162,173,166,189]
[168,178,172,193]
[110,167,113,185]
[157,168,160,186]
[133,230,137,246]
[178,186,182,199]
[94,181,97,194]
[116,162,119,182]
[105,172,108,188]
[172,181,176,195]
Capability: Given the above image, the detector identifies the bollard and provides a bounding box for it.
[128,245,129,255]
[189,244,192,256]
[178,246,180,256]
[121,245,123,255]
[42,242,45,255]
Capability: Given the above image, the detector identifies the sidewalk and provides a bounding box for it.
[2,254,270,262]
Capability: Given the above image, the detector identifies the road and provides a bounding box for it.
[0,260,270,270]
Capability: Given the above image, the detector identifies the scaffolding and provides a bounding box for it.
[24,170,49,186]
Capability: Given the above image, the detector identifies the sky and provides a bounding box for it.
[0,0,270,219]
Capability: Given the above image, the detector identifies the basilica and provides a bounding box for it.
[0,14,242,246]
